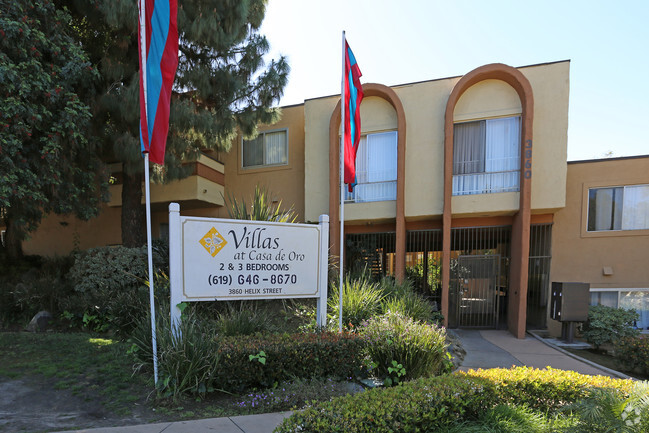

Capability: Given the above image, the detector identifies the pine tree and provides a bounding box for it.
[0,0,108,258]
[61,0,289,247]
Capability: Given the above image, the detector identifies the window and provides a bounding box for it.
[587,184,649,231]
[590,289,649,330]
[159,223,169,241]
[242,129,288,168]
[452,116,521,195]
[346,131,397,203]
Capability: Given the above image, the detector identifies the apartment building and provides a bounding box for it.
[12,60,648,338]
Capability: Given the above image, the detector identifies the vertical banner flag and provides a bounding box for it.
[343,40,363,191]
[138,0,179,164]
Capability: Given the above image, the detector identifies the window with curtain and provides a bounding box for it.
[587,184,649,231]
[242,129,288,168]
[452,116,521,195]
[591,289,649,330]
[346,131,397,203]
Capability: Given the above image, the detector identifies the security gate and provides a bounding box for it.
[455,255,502,328]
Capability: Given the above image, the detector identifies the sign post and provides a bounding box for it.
[169,203,329,333]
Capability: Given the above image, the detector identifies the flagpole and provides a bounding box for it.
[144,154,158,385]
[139,0,159,385]
[339,30,346,333]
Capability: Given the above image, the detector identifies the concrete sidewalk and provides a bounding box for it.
[54,330,626,433]
[454,329,626,378]
[52,411,292,433]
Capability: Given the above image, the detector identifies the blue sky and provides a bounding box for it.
[260,0,649,161]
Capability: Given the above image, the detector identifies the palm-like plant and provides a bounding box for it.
[565,381,649,432]
[225,185,297,222]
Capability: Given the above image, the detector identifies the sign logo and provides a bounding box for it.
[199,227,227,257]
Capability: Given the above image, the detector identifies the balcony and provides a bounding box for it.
[108,153,225,209]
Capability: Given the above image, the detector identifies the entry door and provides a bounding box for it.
[457,255,501,328]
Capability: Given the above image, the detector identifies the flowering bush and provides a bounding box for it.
[361,310,448,381]
[233,377,356,413]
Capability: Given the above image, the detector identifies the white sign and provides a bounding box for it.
[168,203,329,328]
[182,218,321,299]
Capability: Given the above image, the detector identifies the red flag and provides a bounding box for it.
[343,40,363,191]
[138,0,178,165]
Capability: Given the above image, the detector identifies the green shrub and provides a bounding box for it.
[215,302,275,336]
[66,244,168,336]
[275,374,496,432]
[615,336,649,376]
[361,311,448,382]
[275,367,634,433]
[216,331,366,392]
[328,274,386,330]
[130,306,221,399]
[378,277,435,323]
[461,367,635,412]
[581,305,640,349]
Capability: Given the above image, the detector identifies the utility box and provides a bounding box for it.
[550,282,590,322]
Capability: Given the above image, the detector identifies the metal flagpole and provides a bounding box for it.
[144,154,158,385]
[339,31,346,333]
[139,0,159,385]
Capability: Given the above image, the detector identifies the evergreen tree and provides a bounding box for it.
[61,0,289,247]
[0,0,108,258]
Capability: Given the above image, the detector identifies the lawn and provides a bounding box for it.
[0,331,358,432]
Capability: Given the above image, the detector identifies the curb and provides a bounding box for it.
[527,330,632,380]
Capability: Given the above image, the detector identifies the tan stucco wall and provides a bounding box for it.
[548,156,649,335]
[551,156,649,288]
[520,62,569,213]
[454,79,521,122]
[217,104,306,221]
[108,176,225,207]
[304,61,570,223]
[21,206,123,256]
[305,95,401,222]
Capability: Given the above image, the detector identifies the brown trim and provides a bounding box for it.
[329,83,407,279]
[345,223,397,234]
[531,214,554,224]
[404,215,552,232]
[405,220,443,231]
[451,216,514,228]
[442,63,534,338]
[193,163,225,186]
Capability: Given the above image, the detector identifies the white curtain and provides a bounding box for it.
[348,131,397,202]
[264,130,287,165]
[453,116,520,195]
[620,291,649,330]
[622,185,649,230]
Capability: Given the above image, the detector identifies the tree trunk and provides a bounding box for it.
[2,217,24,259]
[121,171,145,247]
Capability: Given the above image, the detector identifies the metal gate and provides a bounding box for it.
[455,255,502,328]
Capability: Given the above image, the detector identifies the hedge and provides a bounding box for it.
[216,331,366,392]
[274,367,635,433]
[459,367,635,411]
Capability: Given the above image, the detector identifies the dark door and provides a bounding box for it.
[456,255,501,328]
